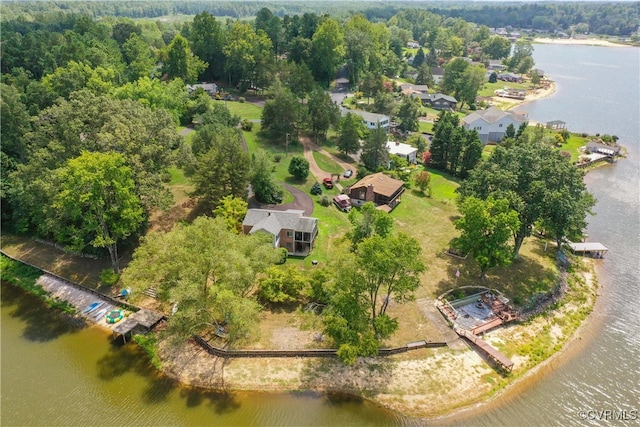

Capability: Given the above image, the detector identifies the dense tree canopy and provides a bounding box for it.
[458,142,595,258]
[121,216,279,344]
[453,196,520,279]
[53,151,144,273]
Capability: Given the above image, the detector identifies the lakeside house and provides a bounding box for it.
[463,107,528,144]
[242,209,318,256]
[387,141,418,164]
[348,172,405,212]
[546,120,566,130]
[413,93,458,110]
[342,109,390,130]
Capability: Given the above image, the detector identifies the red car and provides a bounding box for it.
[323,178,334,189]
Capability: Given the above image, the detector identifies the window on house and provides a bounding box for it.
[499,124,503,127]
[286,231,293,237]
[359,191,366,200]
[286,243,292,249]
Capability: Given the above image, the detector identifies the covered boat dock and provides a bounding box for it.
[566,241,608,258]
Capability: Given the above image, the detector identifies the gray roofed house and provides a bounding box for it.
[413,93,458,110]
[242,209,318,256]
[399,83,429,95]
[342,109,390,130]
[463,106,527,144]
[186,82,218,95]
[546,120,566,130]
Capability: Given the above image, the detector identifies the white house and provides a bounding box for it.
[387,141,418,164]
[463,107,528,144]
[187,82,218,95]
[343,109,390,130]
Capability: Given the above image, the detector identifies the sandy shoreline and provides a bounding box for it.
[156,260,599,419]
[534,37,636,48]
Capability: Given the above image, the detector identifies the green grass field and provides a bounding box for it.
[313,151,343,175]
[215,100,263,120]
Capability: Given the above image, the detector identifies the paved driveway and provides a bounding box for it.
[248,184,314,217]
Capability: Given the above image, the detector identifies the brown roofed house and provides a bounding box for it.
[348,172,405,211]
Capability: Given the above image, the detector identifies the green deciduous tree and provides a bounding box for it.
[161,34,207,83]
[347,202,394,248]
[323,231,425,364]
[121,216,279,345]
[288,155,310,181]
[458,142,595,259]
[261,81,306,137]
[414,170,432,196]
[8,91,180,235]
[481,36,512,60]
[251,150,282,204]
[223,22,273,91]
[53,151,144,273]
[213,195,248,234]
[190,126,251,209]
[441,57,469,102]
[258,266,308,303]
[307,88,340,142]
[310,18,344,84]
[453,196,520,279]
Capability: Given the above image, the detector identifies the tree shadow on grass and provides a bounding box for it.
[433,252,557,304]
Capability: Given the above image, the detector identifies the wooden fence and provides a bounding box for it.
[194,336,446,359]
[1,250,140,313]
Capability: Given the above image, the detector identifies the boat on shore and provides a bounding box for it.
[83,301,103,314]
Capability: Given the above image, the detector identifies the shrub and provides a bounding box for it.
[274,154,282,163]
[100,269,120,286]
[319,195,331,206]
[310,182,322,195]
[241,119,253,131]
[277,248,288,264]
[288,155,310,180]
[238,97,246,103]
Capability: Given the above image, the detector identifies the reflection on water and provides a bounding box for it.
[1,281,407,426]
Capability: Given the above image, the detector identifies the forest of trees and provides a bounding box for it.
[1,3,599,359]
[2,1,637,36]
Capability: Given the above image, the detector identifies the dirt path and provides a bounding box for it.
[298,135,355,185]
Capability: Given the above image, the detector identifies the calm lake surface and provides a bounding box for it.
[2,44,638,426]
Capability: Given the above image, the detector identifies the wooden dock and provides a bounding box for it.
[112,309,164,343]
[456,328,514,372]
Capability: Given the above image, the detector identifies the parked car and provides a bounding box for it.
[343,169,353,178]
[323,178,334,189]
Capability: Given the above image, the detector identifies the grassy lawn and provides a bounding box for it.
[479,81,530,97]
[563,134,588,162]
[482,144,497,160]
[313,151,343,175]
[419,121,434,134]
[215,100,263,120]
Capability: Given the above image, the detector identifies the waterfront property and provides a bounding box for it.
[436,288,518,371]
[565,241,608,258]
[347,172,405,211]
[463,107,528,144]
[412,92,458,110]
[242,209,319,256]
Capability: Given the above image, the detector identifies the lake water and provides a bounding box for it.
[2,43,639,426]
